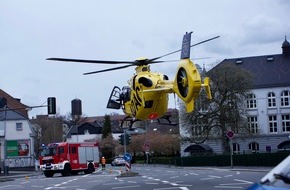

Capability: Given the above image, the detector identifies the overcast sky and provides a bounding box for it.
[1,0,289,118]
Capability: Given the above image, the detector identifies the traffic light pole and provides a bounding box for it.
[123,130,127,154]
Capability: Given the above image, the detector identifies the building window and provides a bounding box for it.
[282,115,290,132]
[248,116,258,133]
[269,115,278,133]
[249,142,259,153]
[281,90,290,107]
[192,118,206,137]
[232,143,240,154]
[16,123,23,131]
[247,94,257,109]
[268,92,276,107]
[84,129,89,134]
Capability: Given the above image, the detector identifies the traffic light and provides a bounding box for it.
[125,134,131,145]
[47,97,56,114]
[119,134,124,145]
[119,134,131,145]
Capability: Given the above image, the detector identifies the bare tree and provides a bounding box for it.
[30,115,63,156]
[180,62,254,153]
[99,134,118,158]
[125,131,180,156]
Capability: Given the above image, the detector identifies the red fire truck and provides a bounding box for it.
[39,142,100,177]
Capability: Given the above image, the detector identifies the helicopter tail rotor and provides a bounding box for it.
[173,59,202,112]
[172,32,213,113]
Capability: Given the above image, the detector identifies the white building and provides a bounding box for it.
[66,122,103,143]
[0,89,35,168]
[181,37,290,156]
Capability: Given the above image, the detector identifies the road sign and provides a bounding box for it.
[226,130,235,139]
[124,153,132,162]
[144,142,150,151]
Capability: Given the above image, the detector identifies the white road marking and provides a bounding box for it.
[179,187,189,190]
[146,182,159,185]
[214,185,243,189]
[200,177,216,180]
[208,175,221,178]
[103,182,125,186]
[112,185,141,189]
[234,179,253,184]
[215,178,254,189]
[153,187,188,190]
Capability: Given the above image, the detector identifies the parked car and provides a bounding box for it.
[111,157,126,166]
[246,155,290,190]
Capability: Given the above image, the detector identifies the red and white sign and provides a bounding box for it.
[144,142,150,151]
[226,130,235,139]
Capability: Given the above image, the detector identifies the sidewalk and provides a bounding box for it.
[0,169,41,182]
[138,163,273,173]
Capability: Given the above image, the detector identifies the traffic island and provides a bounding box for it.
[118,171,139,177]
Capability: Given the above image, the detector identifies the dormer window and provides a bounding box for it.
[266,56,274,61]
[236,59,243,64]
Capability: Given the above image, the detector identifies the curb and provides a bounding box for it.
[0,172,41,182]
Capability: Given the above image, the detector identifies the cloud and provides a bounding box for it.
[0,0,289,118]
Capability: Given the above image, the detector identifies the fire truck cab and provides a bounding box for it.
[39,142,100,177]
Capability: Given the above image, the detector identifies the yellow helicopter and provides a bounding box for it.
[47,32,218,123]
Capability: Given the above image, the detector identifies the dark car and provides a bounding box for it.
[111,157,126,166]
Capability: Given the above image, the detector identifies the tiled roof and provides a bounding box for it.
[214,38,290,89]
[66,121,103,138]
[216,54,290,89]
[0,89,29,118]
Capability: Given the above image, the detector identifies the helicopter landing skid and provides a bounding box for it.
[120,116,140,130]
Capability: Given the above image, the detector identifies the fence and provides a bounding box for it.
[151,151,290,167]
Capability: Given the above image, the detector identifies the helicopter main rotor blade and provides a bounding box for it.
[148,35,220,62]
[47,58,135,64]
[83,64,134,75]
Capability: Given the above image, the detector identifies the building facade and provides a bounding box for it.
[0,89,35,168]
[181,37,290,156]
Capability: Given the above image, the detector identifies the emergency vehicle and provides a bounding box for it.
[39,142,100,177]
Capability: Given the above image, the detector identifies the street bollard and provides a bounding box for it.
[4,166,9,176]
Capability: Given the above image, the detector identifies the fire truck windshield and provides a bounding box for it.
[41,147,56,156]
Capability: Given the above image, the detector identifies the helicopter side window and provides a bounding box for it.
[145,100,153,108]
[122,86,131,102]
[163,75,169,80]
[138,77,153,87]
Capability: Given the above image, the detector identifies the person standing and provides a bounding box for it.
[101,156,106,170]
